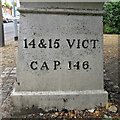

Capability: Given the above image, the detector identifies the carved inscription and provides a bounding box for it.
[23,38,99,71]
[24,39,99,49]
[30,60,89,70]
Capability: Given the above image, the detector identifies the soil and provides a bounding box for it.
[0,41,18,75]
[104,34,119,85]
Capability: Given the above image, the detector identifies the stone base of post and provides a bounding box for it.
[11,89,108,115]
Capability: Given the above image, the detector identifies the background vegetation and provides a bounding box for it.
[2,2,16,9]
[103,1,120,34]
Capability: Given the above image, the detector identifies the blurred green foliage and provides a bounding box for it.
[103,1,120,34]
[3,2,16,9]
[4,2,12,9]
[14,2,17,6]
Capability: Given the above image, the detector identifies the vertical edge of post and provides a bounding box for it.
[0,0,5,47]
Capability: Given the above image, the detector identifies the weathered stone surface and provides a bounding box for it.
[11,90,107,112]
[11,1,108,113]
[16,13,104,91]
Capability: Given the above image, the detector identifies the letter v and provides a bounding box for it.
[66,39,75,48]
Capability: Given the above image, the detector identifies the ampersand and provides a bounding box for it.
[38,39,47,48]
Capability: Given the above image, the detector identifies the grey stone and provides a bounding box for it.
[17,9,104,91]
[1,74,6,78]
[113,85,119,89]
[104,77,111,81]
[3,67,13,72]
[9,74,17,78]
[11,1,108,113]
[13,68,16,70]
[11,90,108,111]
[11,70,16,74]
[0,83,3,86]
[109,82,114,86]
